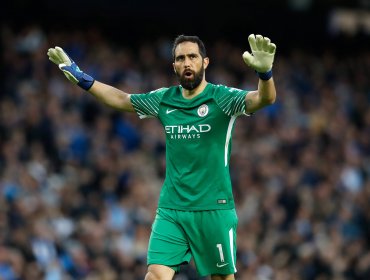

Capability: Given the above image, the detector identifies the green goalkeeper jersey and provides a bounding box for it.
[130,83,249,210]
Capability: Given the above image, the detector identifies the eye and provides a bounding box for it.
[176,56,185,62]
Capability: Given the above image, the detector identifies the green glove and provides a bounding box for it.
[242,34,276,74]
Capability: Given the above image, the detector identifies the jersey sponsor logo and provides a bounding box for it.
[216,262,229,268]
[166,108,177,114]
[165,124,211,140]
[197,104,209,117]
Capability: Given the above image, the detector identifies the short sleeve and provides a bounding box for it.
[214,85,249,116]
[130,87,167,119]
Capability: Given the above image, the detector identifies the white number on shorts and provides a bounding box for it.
[216,243,225,262]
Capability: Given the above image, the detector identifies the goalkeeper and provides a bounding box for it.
[48,34,277,280]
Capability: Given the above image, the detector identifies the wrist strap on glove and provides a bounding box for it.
[59,62,95,91]
[256,69,273,81]
[77,72,95,90]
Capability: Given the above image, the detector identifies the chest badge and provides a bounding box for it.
[197,104,209,117]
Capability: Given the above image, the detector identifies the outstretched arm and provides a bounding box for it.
[47,47,134,112]
[242,34,277,114]
[88,81,134,112]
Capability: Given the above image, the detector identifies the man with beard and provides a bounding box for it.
[47,34,276,280]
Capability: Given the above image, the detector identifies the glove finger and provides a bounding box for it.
[47,48,62,64]
[255,35,263,51]
[267,43,276,54]
[262,37,271,51]
[248,34,257,52]
[242,51,255,66]
[55,46,72,65]
[48,56,60,65]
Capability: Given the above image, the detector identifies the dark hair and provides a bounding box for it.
[172,35,207,61]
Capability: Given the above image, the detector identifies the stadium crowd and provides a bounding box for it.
[0,25,369,280]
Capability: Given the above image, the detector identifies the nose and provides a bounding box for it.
[184,57,191,67]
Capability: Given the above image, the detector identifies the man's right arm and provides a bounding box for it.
[88,81,135,112]
[47,46,134,112]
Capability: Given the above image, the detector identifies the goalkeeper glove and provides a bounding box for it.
[47,47,95,90]
[242,34,276,80]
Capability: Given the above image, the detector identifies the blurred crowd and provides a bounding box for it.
[0,25,369,280]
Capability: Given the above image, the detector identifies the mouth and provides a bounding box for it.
[183,70,194,79]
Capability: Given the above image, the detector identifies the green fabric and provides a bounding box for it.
[130,83,249,210]
[147,208,238,276]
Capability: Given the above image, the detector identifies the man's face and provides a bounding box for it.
[173,42,208,90]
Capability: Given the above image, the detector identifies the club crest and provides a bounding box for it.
[197,104,209,117]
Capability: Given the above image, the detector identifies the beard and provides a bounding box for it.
[177,64,204,90]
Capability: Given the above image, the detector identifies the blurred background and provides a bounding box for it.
[1,0,370,279]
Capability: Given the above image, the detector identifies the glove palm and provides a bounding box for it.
[242,34,276,73]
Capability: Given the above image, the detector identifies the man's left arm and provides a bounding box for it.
[245,78,276,114]
[242,34,277,114]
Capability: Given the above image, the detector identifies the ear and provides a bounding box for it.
[173,63,177,74]
[203,57,209,69]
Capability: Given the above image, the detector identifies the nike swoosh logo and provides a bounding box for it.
[216,263,229,268]
[166,109,177,114]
